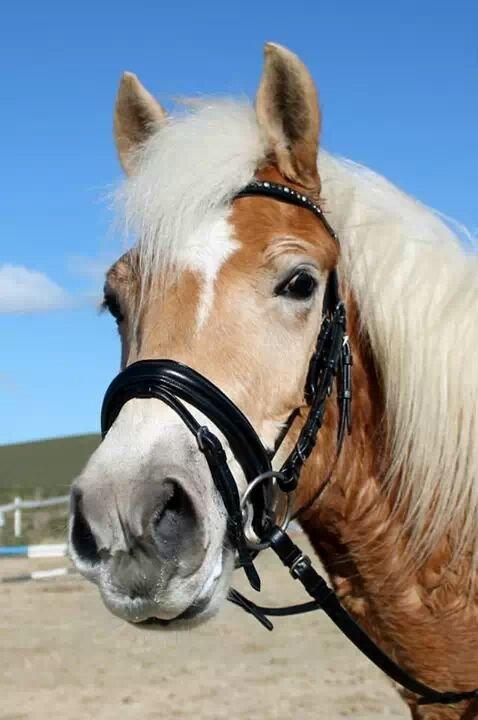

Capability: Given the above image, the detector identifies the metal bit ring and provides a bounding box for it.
[240,471,292,551]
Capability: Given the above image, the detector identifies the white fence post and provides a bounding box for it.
[14,497,22,538]
[0,495,69,538]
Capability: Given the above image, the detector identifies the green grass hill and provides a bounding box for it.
[0,434,101,504]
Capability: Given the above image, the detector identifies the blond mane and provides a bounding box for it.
[117,100,478,567]
[319,153,478,567]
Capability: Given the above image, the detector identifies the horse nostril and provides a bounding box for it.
[151,482,198,560]
[70,489,101,565]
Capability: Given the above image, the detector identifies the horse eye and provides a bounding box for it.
[102,291,124,323]
[276,269,318,300]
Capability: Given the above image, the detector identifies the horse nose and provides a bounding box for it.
[69,487,101,566]
[69,481,206,576]
[149,481,203,563]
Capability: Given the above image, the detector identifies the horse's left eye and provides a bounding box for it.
[102,291,124,323]
[275,269,318,300]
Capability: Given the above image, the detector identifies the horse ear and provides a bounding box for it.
[114,72,167,174]
[256,43,320,188]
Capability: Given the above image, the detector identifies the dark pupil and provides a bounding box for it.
[287,271,316,299]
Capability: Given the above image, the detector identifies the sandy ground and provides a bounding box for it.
[0,537,406,720]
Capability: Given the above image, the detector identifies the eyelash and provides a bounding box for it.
[274,268,318,301]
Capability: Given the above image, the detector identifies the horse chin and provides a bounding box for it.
[127,550,234,631]
[131,591,227,631]
[133,603,219,631]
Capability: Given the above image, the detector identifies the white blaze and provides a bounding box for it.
[176,209,239,329]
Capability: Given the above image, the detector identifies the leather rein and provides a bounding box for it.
[101,180,478,708]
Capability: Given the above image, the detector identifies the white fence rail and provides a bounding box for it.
[1,566,76,583]
[0,543,68,558]
[0,495,69,537]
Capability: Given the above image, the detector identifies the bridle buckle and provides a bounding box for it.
[289,553,312,579]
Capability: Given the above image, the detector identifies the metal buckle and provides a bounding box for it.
[240,471,293,551]
[289,553,312,579]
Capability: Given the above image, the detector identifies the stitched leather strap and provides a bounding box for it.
[229,527,478,707]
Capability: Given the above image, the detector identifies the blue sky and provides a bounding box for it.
[1,0,477,445]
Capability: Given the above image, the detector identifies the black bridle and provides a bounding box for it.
[101,180,478,708]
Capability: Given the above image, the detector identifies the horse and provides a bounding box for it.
[69,43,478,718]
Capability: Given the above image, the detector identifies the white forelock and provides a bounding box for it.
[116,99,478,567]
[115,100,267,284]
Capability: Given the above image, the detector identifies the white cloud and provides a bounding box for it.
[0,264,71,314]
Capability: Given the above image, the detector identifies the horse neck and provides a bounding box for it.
[293,293,478,715]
